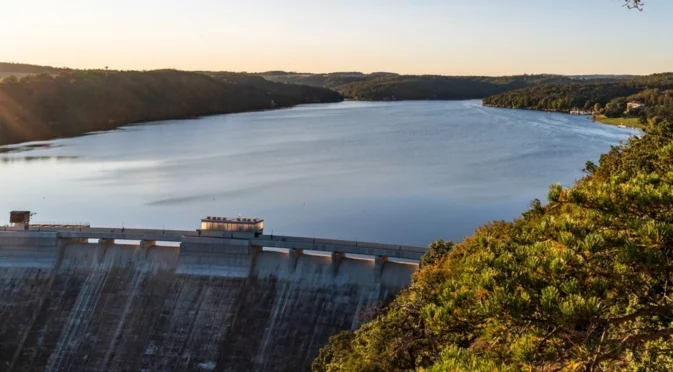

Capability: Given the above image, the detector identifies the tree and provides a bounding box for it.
[2,75,18,84]
[312,332,355,372]
[594,102,603,114]
[420,240,453,267]
[624,0,644,10]
[604,97,628,117]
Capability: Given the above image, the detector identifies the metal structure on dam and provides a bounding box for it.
[0,212,425,371]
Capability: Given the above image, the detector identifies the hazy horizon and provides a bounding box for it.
[1,60,661,77]
[4,0,673,76]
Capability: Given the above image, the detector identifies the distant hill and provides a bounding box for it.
[0,68,342,146]
[201,71,343,105]
[0,62,66,80]
[0,62,65,74]
[257,72,630,101]
[568,74,640,80]
[334,74,579,101]
[256,71,400,90]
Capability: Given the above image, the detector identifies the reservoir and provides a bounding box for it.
[0,100,638,246]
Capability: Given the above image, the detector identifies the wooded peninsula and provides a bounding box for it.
[483,73,673,128]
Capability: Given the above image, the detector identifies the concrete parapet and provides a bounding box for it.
[1,228,425,261]
[197,230,261,240]
[249,237,424,260]
[0,231,59,247]
[57,230,183,242]
[0,229,424,279]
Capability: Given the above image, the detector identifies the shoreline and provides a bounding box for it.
[481,103,645,130]
[0,100,342,149]
[1,100,641,152]
[592,115,646,129]
[0,99,482,149]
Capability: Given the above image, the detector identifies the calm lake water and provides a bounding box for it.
[0,100,638,246]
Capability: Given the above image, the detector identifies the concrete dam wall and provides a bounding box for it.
[0,232,418,372]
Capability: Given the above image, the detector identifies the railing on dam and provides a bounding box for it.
[0,225,427,261]
[251,235,425,260]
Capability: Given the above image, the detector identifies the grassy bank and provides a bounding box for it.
[594,115,646,129]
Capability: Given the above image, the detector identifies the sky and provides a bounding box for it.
[3,0,673,76]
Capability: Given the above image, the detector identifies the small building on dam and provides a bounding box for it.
[200,216,264,235]
[0,211,425,371]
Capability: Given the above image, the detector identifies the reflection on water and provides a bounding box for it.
[0,156,79,163]
[0,100,638,246]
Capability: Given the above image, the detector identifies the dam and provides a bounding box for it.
[0,212,424,372]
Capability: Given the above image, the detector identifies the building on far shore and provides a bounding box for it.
[626,101,646,113]
[570,108,593,115]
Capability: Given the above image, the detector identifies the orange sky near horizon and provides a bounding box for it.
[3,0,673,76]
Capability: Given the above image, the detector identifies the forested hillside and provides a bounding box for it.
[335,75,576,101]
[313,91,673,370]
[482,73,673,113]
[203,71,342,105]
[260,72,630,101]
[258,71,398,89]
[0,69,341,146]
